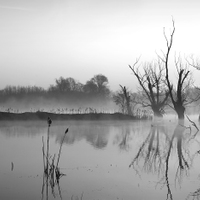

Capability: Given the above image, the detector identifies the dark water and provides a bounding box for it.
[0,117,200,200]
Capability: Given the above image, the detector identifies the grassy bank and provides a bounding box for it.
[0,111,150,121]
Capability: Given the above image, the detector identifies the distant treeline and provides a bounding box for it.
[0,74,111,102]
[0,73,199,115]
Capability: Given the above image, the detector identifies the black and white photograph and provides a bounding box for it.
[1,0,200,199]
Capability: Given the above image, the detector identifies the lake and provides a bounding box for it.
[0,117,200,200]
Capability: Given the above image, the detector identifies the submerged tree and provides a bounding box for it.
[129,59,170,117]
[129,19,200,119]
[159,19,196,119]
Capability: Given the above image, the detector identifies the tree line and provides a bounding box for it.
[0,74,110,103]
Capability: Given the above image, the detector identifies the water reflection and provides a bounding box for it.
[187,188,200,200]
[1,119,200,199]
[55,123,110,149]
[113,126,132,151]
[0,121,46,137]
[129,119,200,200]
[162,120,187,200]
[0,121,110,150]
[41,171,64,200]
[129,122,169,174]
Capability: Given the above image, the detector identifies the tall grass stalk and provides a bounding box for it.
[42,117,68,200]
[42,136,46,172]
[56,128,68,169]
[46,117,52,174]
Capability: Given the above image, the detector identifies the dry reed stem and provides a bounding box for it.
[46,117,52,174]
[56,128,69,169]
[42,136,46,172]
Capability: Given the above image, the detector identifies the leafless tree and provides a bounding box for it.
[187,56,200,114]
[113,85,135,115]
[159,19,198,119]
[129,59,170,117]
[159,19,196,119]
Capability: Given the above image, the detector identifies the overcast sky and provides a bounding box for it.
[1,0,200,91]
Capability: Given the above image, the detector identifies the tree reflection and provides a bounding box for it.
[129,122,169,174]
[187,188,200,200]
[161,120,189,200]
[129,119,199,200]
[55,124,109,149]
[172,121,190,184]
[114,126,132,151]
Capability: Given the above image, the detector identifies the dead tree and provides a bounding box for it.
[187,56,200,119]
[119,85,132,115]
[129,59,170,117]
[113,90,126,114]
[113,85,134,115]
[160,19,193,119]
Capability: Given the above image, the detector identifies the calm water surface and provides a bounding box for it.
[0,118,200,200]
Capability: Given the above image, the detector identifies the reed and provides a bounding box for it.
[42,136,46,173]
[56,128,68,168]
[45,117,52,175]
[41,117,68,200]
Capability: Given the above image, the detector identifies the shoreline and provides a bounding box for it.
[0,111,150,121]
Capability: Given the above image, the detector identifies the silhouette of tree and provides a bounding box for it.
[83,74,110,96]
[1,85,46,98]
[92,74,109,94]
[159,19,195,119]
[113,85,135,115]
[129,59,170,117]
[83,80,98,94]
[186,57,200,109]
[55,77,70,92]
[54,77,82,92]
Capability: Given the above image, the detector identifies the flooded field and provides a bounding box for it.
[0,117,200,200]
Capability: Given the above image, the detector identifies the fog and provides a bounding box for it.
[0,96,118,113]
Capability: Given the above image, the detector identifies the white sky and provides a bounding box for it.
[0,0,200,91]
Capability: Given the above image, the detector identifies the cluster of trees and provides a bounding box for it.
[0,74,110,103]
[48,74,110,96]
[1,20,200,118]
[115,19,200,119]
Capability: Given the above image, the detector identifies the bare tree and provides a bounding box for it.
[129,59,170,117]
[186,56,200,111]
[159,19,194,119]
[113,85,135,115]
[119,85,132,115]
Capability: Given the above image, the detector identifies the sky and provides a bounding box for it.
[1,0,200,91]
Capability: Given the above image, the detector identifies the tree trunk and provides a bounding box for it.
[153,111,163,118]
[151,106,163,118]
[174,104,185,119]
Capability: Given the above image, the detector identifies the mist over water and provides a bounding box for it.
[0,118,200,200]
